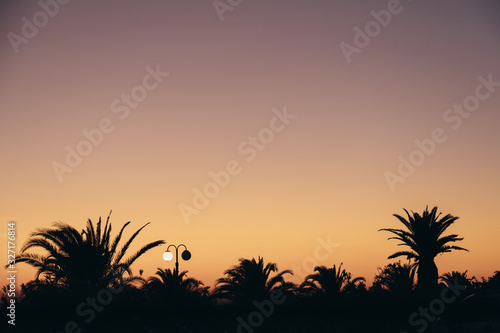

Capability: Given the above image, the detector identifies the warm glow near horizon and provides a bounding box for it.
[1,0,499,292]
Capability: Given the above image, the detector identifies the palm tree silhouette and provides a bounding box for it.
[214,256,295,305]
[14,212,165,292]
[299,263,365,298]
[380,206,468,295]
[371,261,415,298]
[440,270,476,291]
[145,267,208,297]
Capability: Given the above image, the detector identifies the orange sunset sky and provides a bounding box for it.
[1,0,499,291]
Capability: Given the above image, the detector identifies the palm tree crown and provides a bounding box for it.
[440,270,476,291]
[15,212,165,292]
[145,268,208,297]
[300,263,365,298]
[380,206,468,294]
[214,256,295,304]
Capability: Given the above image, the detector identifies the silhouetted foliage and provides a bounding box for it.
[440,270,476,290]
[380,206,468,296]
[1,208,491,333]
[14,212,165,294]
[479,270,500,291]
[299,263,365,299]
[3,213,165,332]
[371,261,415,300]
[214,256,295,305]
[144,267,208,306]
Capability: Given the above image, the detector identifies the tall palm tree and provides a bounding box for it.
[300,263,365,298]
[145,268,208,298]
[371,261,415,298]
[14,212,165,292]
[214,257,295,305]
[380,206,468,294]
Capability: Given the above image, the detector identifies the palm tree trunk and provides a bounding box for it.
[416,258,439,298]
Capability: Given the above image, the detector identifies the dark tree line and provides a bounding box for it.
[2,207,499,333]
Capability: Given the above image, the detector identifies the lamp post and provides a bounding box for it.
[163,244,191,277]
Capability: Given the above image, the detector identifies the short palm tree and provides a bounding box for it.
[14,212,165,292]
[214,257,295,305]
[440,271,476,291]
[371,261,415,298]
[300,263,365,298]
[380,206,468,294]
[145,268,208,297]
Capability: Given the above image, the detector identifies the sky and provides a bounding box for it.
[1,0,499,291]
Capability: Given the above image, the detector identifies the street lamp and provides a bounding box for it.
[163,244,191,275]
